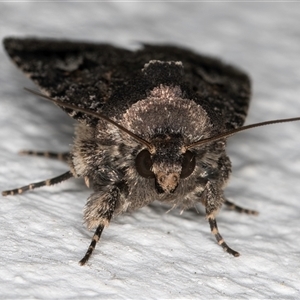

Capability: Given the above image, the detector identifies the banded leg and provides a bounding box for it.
[207,214,240,257]
[79,225,104,265]
[19,150,70,162]
[2,171,73,196]
[79,187,119,265]
[224,199,258,215]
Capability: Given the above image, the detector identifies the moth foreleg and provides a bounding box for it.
[207,213,240,257]
[80,187,119,265]
[224,198,258,215]
[203,181,240,257]
[2,171,73,196]
[79,225,104,266]
[19,150,70,162]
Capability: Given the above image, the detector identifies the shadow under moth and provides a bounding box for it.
[2,37,300,265]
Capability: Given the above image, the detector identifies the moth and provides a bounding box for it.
[2,37,299,265]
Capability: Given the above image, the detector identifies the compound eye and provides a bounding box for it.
[135,149,155,178]
[180,150,196,178]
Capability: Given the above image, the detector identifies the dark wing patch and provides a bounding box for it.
[3,37,133,124]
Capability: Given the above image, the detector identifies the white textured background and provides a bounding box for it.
[1,3,300,299]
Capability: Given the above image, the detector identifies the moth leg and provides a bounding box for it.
[207,213,240,257]
[224,198,258,215]
[2,171,73,196]
[79,225,104,266]
[79,187,119,265]
[19,150,70,162]
[203,181,239,257]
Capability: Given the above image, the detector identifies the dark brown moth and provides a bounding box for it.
[2,37,299,265]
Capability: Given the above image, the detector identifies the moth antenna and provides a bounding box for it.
[187,117,300,149]
[24,88,155,152]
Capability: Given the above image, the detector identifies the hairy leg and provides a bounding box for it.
[79,187,119,265]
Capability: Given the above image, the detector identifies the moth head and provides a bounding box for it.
[135,134,196,194]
